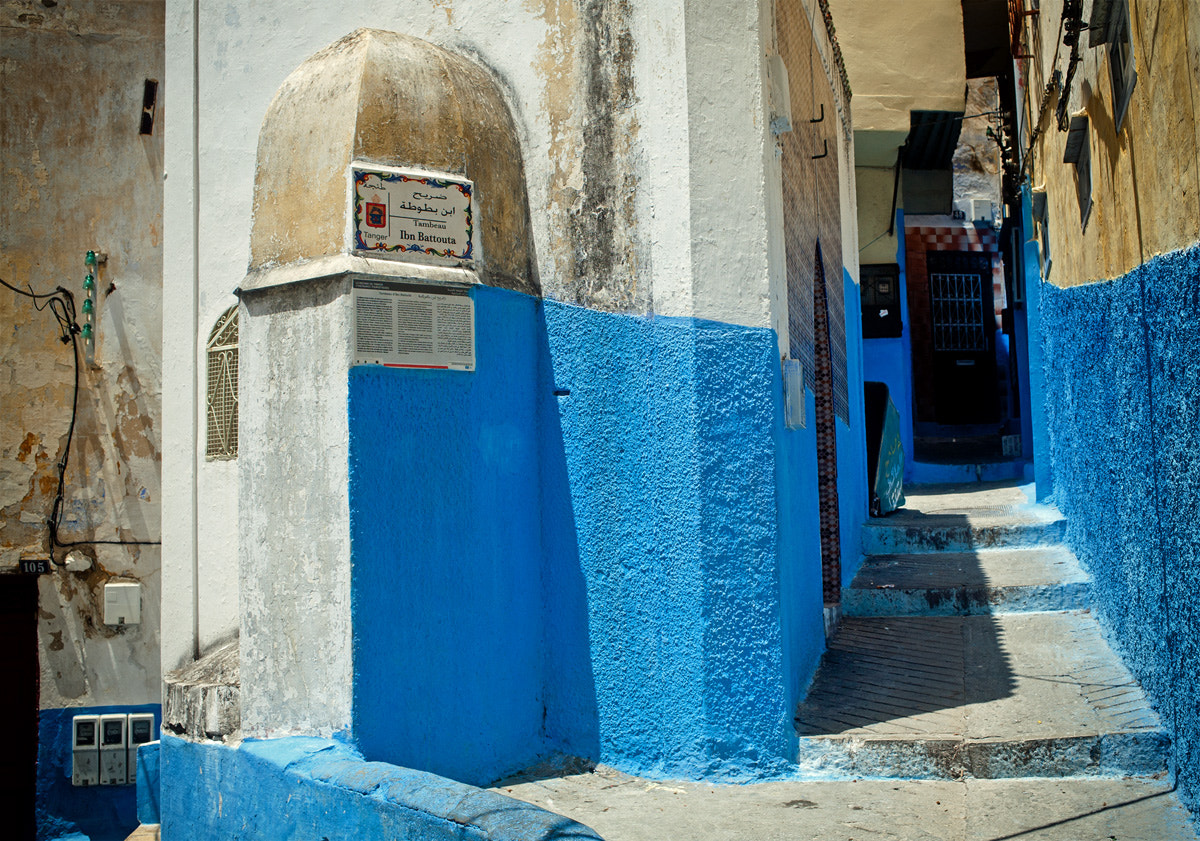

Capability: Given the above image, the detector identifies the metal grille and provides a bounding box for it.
[206,306,238,460]
[930,273,987,352]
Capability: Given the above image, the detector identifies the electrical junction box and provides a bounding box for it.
[126,714,156,784]
[99,714,127,785]
[72,715,100,786]
[103,581,140,626]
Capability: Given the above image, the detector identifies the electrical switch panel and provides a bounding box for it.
[126,713,156,784]
[103,581,141,626]
[99,714,128,785]
[72,715,100,787]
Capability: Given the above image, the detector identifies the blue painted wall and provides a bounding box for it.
[836,268,869,587]
[861,209,916,482]
[1040,242,1200,811]
[775,387,826,710]
[539,301,816,780]
[347,287,831,785]
[1020,187,1054,499]
[349,286,546,787]
[158,734,601,841]
[37,704,161,841]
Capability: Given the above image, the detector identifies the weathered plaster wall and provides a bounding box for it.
[826,0,966,134]
[1020,0,1200,287]
[1040,242,1200,811]
[1,0,163,705]
[1,3,164,837]
[857,166,902,266]
[954,78,1002,216]
[238,280,353,739]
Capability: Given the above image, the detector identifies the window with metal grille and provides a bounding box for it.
[206,306,238,460]
[929,273,987,352]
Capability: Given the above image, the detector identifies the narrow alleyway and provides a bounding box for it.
[796,482,1165,780]
[494,482,1197,840]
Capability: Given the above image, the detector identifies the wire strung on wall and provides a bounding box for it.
[1,272,161,565]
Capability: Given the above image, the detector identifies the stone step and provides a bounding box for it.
[861,508,1066,555]
[793,612,1168,780]
[843,547,1091,617]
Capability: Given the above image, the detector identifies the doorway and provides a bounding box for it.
[0,575,39,838]
[927,250,999,425]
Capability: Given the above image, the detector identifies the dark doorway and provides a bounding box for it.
[926,251,998,425]
[0,575,39,839]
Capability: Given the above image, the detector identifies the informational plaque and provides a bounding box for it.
[352,165,474,261]
[352,279,475,371]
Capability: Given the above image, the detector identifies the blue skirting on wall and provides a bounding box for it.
[158,734,602,841]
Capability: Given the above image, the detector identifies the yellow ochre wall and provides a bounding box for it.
[1020,0,1200,287]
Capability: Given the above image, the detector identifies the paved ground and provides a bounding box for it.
[494,481,1198,840]
[496,769,1194,841]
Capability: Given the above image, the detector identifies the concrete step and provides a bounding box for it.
[793,612,1169,780]
[844,547,1091,617]
[861,508,1066,555]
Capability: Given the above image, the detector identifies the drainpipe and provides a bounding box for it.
[190,0,201,662]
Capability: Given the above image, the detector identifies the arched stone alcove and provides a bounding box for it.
[244,28,538,296]
[236,30,542,748]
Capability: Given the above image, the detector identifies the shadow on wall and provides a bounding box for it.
[536,301,601,766]
[1040,243,1200,811]
[348,286,814,786]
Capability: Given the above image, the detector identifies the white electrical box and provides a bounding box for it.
[99,714,127,785]
[783,358,806,429]
[103,581,140,626]
[127,714,156,784]
[72,715,100,787]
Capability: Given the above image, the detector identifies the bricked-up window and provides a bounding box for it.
[206,306,238,460]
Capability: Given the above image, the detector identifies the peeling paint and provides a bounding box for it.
[2,0,163,730]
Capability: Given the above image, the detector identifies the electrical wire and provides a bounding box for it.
[2,276,161,564]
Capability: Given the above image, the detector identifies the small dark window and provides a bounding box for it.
[140,79,158,136]
[1090,0,1136,131]
[1107,2,1136,131]
[1063,114,1092,230]
[860,264,903,339]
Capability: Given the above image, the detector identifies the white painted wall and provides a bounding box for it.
[161,0,793,676]
[237,281,353,738]
[162,0,796,667]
